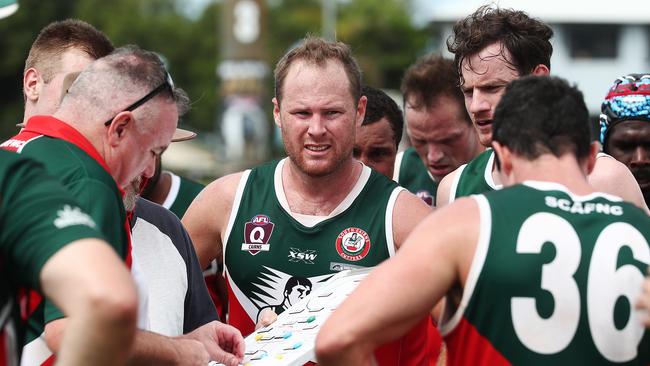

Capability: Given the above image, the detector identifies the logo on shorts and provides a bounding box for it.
[242,215,274,255]
[416,190,434,206]
[335,227,370,261]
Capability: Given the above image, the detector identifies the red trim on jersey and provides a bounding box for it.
[19,288,42,321]
[17,116,114,175]
[203,273,225,320]
[374,316,441,366]
[5,116,132,268]
[226,281,255,336]
[444,317,510,366]
[42,355,56,366]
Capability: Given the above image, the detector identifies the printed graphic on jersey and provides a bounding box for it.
[54,204,96,229]
[288,247,317,264]
[335,227,371,261]
[416,190,434,206]
[330,262,366,272]
[242,215,274,255]
[241,266,332,322]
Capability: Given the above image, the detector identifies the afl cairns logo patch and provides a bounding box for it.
[335,227,370,261]
[242,215,275,255]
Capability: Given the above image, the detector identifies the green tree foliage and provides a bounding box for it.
[0,0,221,139]
[266,0,428,89]
[0,0,427,141]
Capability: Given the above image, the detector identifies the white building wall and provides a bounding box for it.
[434,24,650,114]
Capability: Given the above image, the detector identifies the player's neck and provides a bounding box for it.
[282,159,362,216]
[509,155,594,195]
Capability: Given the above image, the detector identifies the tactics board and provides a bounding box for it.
[211,267,372,366]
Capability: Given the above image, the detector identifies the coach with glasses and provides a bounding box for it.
[1,45,197,365]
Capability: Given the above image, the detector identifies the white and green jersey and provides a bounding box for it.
[393,147,437,206]
[441,181,650,365]
[449,149,500,202]
[223,159,438,365]
[224,159,401,334]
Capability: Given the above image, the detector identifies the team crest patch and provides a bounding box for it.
[335,227,371,261]
[242,215,275,255]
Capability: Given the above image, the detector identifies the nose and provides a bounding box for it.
[141,156,156,179]
[631,146,650,165]
[307,115,326,137]
[427,143,444,164]
[468,90,490,116]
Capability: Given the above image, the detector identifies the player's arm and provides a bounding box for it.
[45,317,221,366]
[588,156,649,214]
[391,189,432,250]
[637,271,650,327]
[183,172,243,269]
[316,198,479,365]
[40,239,138,366]
[435,168,459,207]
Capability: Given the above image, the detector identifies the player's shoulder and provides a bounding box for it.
[192,170,249,210]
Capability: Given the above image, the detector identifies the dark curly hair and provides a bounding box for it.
[447,5,553,85]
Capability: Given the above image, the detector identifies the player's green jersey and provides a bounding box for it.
[163,172,204,219]
[224,159,401,334]
[223,159,439,365]
[393,147,437,206]
[440,181,650,365]
[0,150,102,365]
[449,149,499,202]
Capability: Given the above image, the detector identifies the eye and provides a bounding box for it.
[325,110,342,118]
[291,110,310,117]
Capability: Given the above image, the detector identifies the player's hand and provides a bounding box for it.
[636,269,650,327]
[255,308,278,330]
[171,338,210,365]
[182,321,244,366]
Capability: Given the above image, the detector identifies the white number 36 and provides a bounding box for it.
[511,212,650,362]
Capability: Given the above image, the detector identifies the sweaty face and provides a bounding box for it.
[605,120,650,194]
[37,49,94,115]
[353,118,397,178]
[274,59,364,178]
[406,95,483,182]
[460,42,520,147]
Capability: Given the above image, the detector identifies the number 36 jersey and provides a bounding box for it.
[440,181,650,365]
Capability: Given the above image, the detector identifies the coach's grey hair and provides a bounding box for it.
[61,45,189,132]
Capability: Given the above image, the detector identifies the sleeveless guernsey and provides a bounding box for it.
[441,182,650,365]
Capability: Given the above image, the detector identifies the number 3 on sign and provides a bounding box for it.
[511,212,650,362]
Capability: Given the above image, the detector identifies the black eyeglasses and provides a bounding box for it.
[104,72,174,126]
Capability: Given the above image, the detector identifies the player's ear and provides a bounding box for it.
[356,95,367,127]
[492,141,512,176]
[272,97,282,128]
[531,64,550,76]
[585,141,600,175]
[23,68,41,102]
